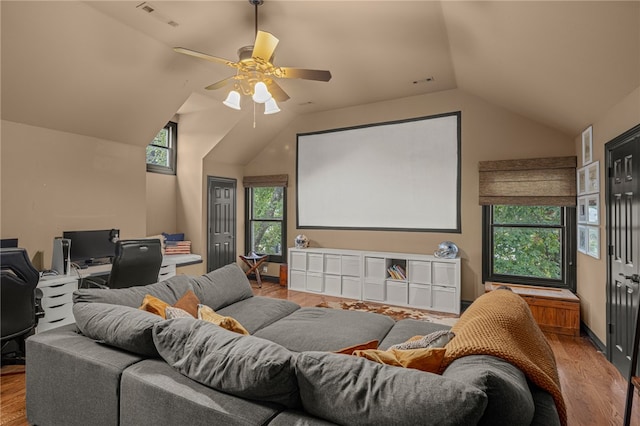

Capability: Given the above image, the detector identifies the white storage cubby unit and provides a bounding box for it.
[288,248,460,314]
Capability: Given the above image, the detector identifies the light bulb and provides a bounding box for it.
[264,98,281,114]
[252,81,272,104]
[223,90,241,110]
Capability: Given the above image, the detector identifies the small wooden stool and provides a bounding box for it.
[239,253,268,288]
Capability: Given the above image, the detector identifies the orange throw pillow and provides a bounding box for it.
[352,347,446,373]
[198,304,249,335]
[334,340,379,355]
[173,290,200,318]
[139,290,201,319]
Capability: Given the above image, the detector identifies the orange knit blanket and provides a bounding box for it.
[441,289,567,426]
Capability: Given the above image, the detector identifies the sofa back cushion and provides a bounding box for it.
[442,355,535,426]
[73,275,193,307]
[73,302,164,357]
[188,263,254,310]
[295,351,487,425]
[153,318,300,408]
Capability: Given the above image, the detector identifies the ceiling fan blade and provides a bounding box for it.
[266,80,290,102]
[278,67,332,82]
[174,47,236,67]
[252,31,279,62]
[205,76,235,91]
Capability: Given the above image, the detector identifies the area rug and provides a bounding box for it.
[316,300,458,326]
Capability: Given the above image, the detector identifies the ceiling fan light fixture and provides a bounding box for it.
[264,98,280,114]
[223,90,242,110]
[252,81,272,103]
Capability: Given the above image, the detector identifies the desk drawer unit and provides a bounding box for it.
[37,275,78,333]
[158,263,176,281]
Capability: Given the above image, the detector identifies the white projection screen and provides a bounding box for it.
[296,112,461,232]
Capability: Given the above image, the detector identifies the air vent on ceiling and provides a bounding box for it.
[412,77,435,85]
[136,2,179,27]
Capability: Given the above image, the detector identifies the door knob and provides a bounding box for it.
[619,273,640,283]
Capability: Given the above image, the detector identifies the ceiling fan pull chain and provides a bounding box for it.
[253,102,257,129]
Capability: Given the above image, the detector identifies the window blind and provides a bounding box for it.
[479,156,577,206]
[243,174,288,188]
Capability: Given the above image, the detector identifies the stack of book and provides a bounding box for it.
[165,240,191,255]
[387,264,407,280]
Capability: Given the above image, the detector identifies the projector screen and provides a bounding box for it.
[296,111,461,232]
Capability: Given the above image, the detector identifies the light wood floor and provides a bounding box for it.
[1,281,639,425]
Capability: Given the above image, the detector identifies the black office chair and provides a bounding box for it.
[1,248,44,365]
[85,239,163,289]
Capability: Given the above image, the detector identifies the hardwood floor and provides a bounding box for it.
[1,281,639,425]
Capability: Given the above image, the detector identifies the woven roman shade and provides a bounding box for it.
[243,174,288,188]
[479,156,577,206]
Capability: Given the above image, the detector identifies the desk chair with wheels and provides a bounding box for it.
[1,248,44,365]
[85,239,163,289]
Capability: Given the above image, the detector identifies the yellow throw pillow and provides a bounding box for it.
[352,347,446,373]
[139,290,201,319]
[198,304,249,335]
[139,294,170,318]
[334,340,379,355]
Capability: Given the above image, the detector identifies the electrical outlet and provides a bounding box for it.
[262,265,268,273]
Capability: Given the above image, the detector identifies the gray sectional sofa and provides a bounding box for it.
[26,264,561,426]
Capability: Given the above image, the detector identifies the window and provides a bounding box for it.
[245,186,286,263]
[146,121,177,174]
[483,205,576,291]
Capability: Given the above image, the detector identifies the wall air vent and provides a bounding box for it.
[136,2,179,27]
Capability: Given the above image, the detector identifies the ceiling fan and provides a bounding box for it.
[173,0,332,114]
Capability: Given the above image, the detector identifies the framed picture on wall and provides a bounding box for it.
[578,225,587,254]
[577,167,587,195]
[582,125,593,165]
[586,161,600,194]
[586,194,599,225]
[587,226,599,259]
[578,197,587,223]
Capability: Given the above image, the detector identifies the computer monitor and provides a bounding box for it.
[62,229,118,266]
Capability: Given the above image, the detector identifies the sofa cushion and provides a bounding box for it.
[73,274,193,307]
[73,302,164,357]
[121,359,283,426]
[379,318,452,350]
[253,307,394,352]
[153,318,300,408]
[216,296,300,334]
[188,263,254,310]
[529,383,561,426]
[295,351,487,426]
[442,355,535,426]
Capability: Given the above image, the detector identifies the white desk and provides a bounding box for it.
[74,253,202,280]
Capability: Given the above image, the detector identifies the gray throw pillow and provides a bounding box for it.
[153,318,300,408]
[73,302,164,357]
[295,351,487,426]
[442,355,535,426]
[188,264,254,310]
[389,329,455,350]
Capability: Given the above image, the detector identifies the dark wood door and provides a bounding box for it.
[207,177,236,272]
[608,126,640,377]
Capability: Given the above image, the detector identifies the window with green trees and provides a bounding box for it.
[246,186,286,263]
[146,121,177,175]
[483,205,576,290]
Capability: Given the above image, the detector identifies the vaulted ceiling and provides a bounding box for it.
[2,1,638,156]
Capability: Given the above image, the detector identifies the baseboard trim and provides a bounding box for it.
[581,321,606,353]
[247,274,279,284]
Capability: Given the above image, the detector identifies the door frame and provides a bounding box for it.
[606,123,640,363]
[206,176,237,273]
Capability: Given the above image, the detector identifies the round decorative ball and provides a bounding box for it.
[294,234,309,249]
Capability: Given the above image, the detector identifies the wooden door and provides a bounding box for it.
[207,177,236,272]
[607,125,640,377]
